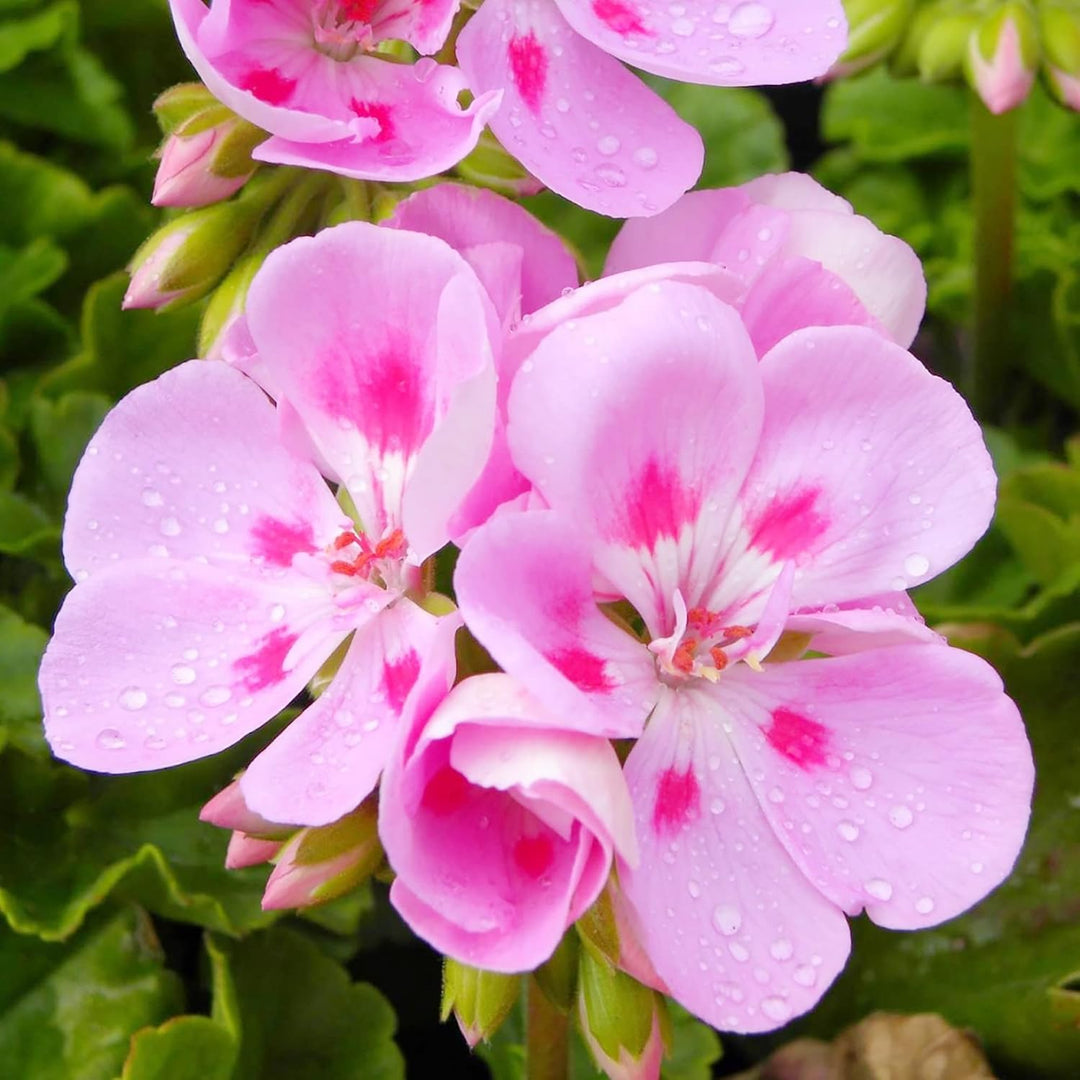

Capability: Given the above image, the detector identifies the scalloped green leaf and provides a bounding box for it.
[0,906,182,1080]
[0,602,48,757]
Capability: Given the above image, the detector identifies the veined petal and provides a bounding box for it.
[711,325,995,617]
[621,686,850,1032]
[507,280,762,634]
[457,0,703,217]
[721,645,1033,928]
[40,560,347,773]
[244,222,498,554]
[241,601,459,827]
[455,510,659,739]
[63,360,349,583]
[552,0,847,86]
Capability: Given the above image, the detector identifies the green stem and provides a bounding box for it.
[526,977,569,1080]
[970,97,1019,421]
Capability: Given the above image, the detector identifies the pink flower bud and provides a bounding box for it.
[122,225,194,310]
[225,832,282,869]
[966,6,1039,114]
[200,778,292,838]
[152,126,252,209]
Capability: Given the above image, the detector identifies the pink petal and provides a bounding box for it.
[241,601,458,827]
[725,325,995,614]
[243,222,498,555]
[739,171,852,213]
[254,61,503,184]
[40,561,346,773]
[785,601,940,655]
[620,686,851,1032]
[456,0,703,217]
[455,511,659,739]
[552,0,847,86]
[63,360,349,582]
[721,644,1033,929]
[386,182,579,323]
[507,280,762,634]
[381,676,628,970]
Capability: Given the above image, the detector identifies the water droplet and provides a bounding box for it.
[270,604,286,621]
[710,797,726,815]
[160,516,181,537]
[596,134,621,155]
[709,55,745,75]
[212,518,229,534]
[850,766,873,790]
[144,734,168,751]
[118,686,147,711]
[859,439,873,452]
[760,996,791,1022]
[570,146,588,163]
[793,964,817,987]
[595,163,627,187]
[171,664,196,685]
[96,728,127,750]
[864,878,893,901]
[632,146,658,169]
[904,553,930,578]
[671,16,694,35]
[712,904,742,935]
[728,2,775,38]
[757,226,772,242]
[769,938,793,961]
[688,880,701,898]
[767,787,785,804]
[142,489,164,507]
[915,896,935,914]
[837,821,859,842]
[555,96,570,113]
[199,685,232,707]
[970,861,984,874]
[728,941,749,962]
[888,805,914,829]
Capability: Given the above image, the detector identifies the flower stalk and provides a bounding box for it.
[526,975,569,1080]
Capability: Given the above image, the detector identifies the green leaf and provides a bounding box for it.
[212,927,405,1080]
[0,745,281,941]
[0,602,48,757]
[661,1002,722,1080]
[121,1017,237,1080]
[40,273,199,401]
[27,390,109,502]
[791,625,1080,1077]
[0,488,59,557]
[0,906,182,1080]
[0,238,67,322]
[0,2,70,73]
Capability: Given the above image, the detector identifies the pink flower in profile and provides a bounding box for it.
[39,221,497,829]
[606,171,927,354]
[380,672,637,970]
[169,0,501,182]
[455,278,1033,1031]
[456,0,848,216]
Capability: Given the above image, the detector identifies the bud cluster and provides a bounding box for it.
[835,0,1080,113]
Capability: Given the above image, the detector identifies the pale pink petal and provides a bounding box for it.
[721,644,1033,929]
[776,208,926,348]
[63,360,350,582]
[455,511,658,739]
[552,0,847,86]
[715,325,995,616]
[740,172,852,214]
[386,183,578,322]
[382,676,628,970]
[604,189,754,276]
[507,280,762,633]
[241,602,459,827]
[621,686,851,1033]
[243,222,497,554]
[40,561,347,773]
[254,61,503,183]
[785,601,940,655]
[456,0,703,217]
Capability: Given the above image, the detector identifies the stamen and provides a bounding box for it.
[708,646,729,671]
[671,638,698,674]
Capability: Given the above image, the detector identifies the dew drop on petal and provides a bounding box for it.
[760,996,791,1022]
[118,687,147,711]
[849,766,873,790]
[769,938,793,961]
[728,2,775,38]
[96,728,127,750]
[160,516,181,537]
[712,904,742,936]
[904,553,930,577]
[199,685,232,707]
[864,878,893,901]
[596,134,621,155]
[837,821,859,842]
[632,146,658,168]
[171,665,197,685]
[888,804,914,829]
[792,964,817,987]
[915,896,935,914]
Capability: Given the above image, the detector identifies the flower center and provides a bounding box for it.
[654,606,755,683]
[312,0,380,60]
[327,526,413,591]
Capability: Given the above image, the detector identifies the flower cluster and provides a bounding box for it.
[40,175,1033,1051]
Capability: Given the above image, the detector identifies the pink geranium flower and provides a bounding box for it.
[39,222,497,829]
[455,277,1033,1031]
[169,0,501,182]
[456,0,848,216]
[380,672,637,969]
[605,171,927,353]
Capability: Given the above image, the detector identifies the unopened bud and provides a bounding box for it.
[198,249,265,361]
[831,0,913,77]
[261,800,382,909]
[225,832,283,869]
[917,12,981,81]
[441,959,521,1048]
[200,778,293,839]
[577,949,665,1080]
[152,82,219,134]
[1041,3,1080,109]
[455,130,544,197]
[889,2,944,76]
[153,107,263,208]
[123,197,260,311]
[966,2,1040,113]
